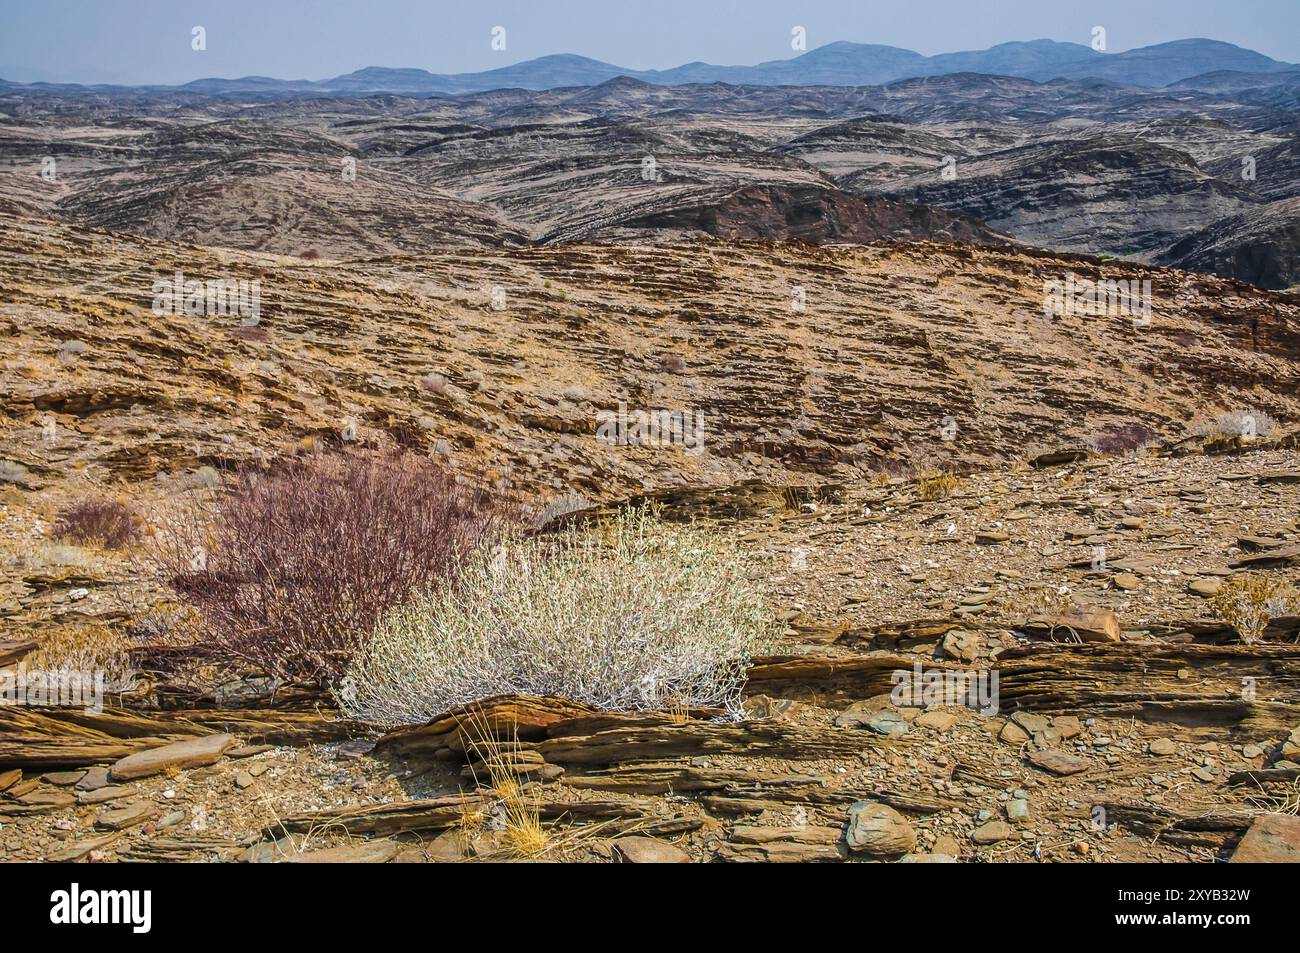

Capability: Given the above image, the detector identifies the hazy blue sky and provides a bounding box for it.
[3,0,1298,85]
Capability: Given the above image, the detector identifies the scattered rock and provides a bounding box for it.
[844,801,916,857]
[75,766,111,791]
[971,820,1013,844]
[914,710,960,730]
[940,628,984,662]
[40,770,86,787]
[611,836,692,863]
[1027,750,1089,776]
[95,801,158,831]
[1229,814,1300,863]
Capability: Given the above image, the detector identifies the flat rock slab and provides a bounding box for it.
[40,770,86,786]
[1027,749,1089,776]
[77,785,135,805]
[46,832,123,863]
[611,836,692,863]
[75,765,111,791]
[282,839,401,863]
[109,733,237,781]
[972,820,1013,844]
[1229,814,1300,862]
[15,789,76,809]
[95,801,158,831]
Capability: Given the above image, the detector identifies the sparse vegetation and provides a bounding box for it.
[336,506,777,724]
[1189,409,1278,443]
[1211,574,1299,645]
[1085,422,1161,455]
[54,497,141,549]
[916,469,961,501]
[26,622,134,692]
[150,451,512,681]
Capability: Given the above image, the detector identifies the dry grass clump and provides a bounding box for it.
[916,470,961,501]
[1211,574,1298,645]
[150,451,512,681]
[462,714,550,859]
[337,506,777,725]
[25,622,135,692]
[54,497,141,549]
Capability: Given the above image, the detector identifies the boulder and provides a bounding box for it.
[109,734,237,781]
[844,801,916,857]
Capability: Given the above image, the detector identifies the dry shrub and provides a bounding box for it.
[337,506,778,725]
[26,622,134,692]
[54,498,140,549]
[150,451,512,681]
[1189,409,1278,443]
[1085,422,1160,455]
[1212,574,1298,645]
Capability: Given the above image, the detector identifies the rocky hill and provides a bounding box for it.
[1158,197,1300,289]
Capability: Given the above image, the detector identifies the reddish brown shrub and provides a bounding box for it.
[1086,422,1161,455]
[54,498,140,549]
[150,451,514,681]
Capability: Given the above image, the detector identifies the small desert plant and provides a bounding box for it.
[420,372,451,396]
[150,451,512,681]
[337,506,778,724]
[1211,574,1298,645]
[1189,409,1278,444]
[462,712,550,859]
[54,498,141,549]
[26,622,134,693]
[0,460,30,484]
[916,470,961,501]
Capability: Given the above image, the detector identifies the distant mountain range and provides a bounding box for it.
[2,38,1296,98]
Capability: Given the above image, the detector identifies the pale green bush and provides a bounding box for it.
[336,507,777,724]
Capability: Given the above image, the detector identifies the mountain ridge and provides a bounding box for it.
[2,37,1294,97]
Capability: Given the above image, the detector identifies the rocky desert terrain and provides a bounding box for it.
[2,40,1300,866]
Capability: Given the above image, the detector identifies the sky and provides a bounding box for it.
[2,0,1298,85]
